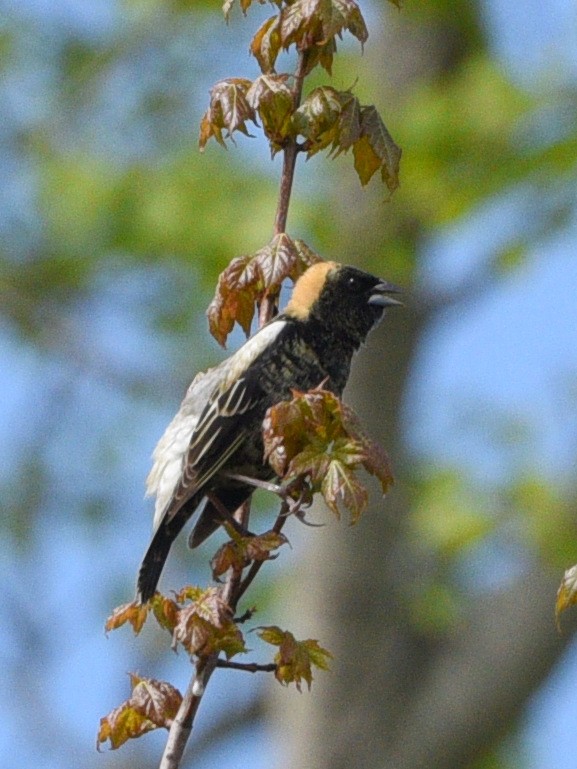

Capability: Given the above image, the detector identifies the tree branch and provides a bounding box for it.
[159,655,218,769]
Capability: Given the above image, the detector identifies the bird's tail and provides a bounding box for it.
[136,509,191,603]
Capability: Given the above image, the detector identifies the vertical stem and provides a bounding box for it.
[273,50,309,236]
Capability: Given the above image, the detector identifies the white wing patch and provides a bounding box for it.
[147,319,287,532]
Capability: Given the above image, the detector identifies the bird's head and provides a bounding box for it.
[286,261,402,343]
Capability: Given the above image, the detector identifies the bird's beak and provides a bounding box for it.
[368,280,403,308]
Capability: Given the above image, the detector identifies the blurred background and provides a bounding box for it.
[1,0,577,767]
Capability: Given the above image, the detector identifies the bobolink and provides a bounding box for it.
[137,261,401,602]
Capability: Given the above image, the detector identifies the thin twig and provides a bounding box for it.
[215,660,277,674]
[273,50,309,236]
[235,502,290,604]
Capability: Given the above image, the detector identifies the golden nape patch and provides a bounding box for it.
[285,261,339,319]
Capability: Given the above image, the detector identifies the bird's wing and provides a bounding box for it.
[159,370,263,524]
[152,319,287,529]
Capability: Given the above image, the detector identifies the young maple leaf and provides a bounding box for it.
[263,388,393,523]
[105,594,180,635]
[171,586,246,659]
[280,0,368,52]
[258,626,332,691]
[199,78,256,150]
[105,600,151,635]
[250,15,282,73]
[97,674,182,750]
[353,106,402,192]
[211,529,289,579]
[207,236,321,346]
[247,74,294,151]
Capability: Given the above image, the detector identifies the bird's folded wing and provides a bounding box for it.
[161,375,260,523]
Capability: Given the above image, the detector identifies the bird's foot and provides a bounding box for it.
[206,493,254,538]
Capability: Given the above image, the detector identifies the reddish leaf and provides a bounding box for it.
[322,452,368,522]
[246,530,289,561]
[97,674,182,750]
[212,530,288,579]
[211,541,247,579]
[207,238,322,346]
[199,78,256,151]
[129,674,182,727]
[258,626,332,691]
[207,254,261,345]
[263,388,393,523]
[174,608,246,658]
[105,600,150,635]
[247,74,294,151]
[280,0,368,52]
[187,586,231,626]
[171,586,246,659]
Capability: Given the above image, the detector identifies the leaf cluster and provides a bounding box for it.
[295,87,401,190]
[100,585,331,749]
[105,588,246,659]
[199,0,401,191]
[207,233,321,346]
[263,386,394,523]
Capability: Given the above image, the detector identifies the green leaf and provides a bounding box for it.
[258,626,332,691]
[359,106,402,192]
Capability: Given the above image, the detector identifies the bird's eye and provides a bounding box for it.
[348,276,356,287]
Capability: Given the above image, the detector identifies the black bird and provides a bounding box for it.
[137,261,401,602]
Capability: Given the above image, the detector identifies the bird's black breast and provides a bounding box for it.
[250,320,353,400]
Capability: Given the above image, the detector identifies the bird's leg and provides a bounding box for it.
[224,474,283,495]
[224,473,320,527]
[206,493,254,538]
